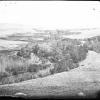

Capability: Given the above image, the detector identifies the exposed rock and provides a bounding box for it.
[14,92,27,96]
[78,92,85,96]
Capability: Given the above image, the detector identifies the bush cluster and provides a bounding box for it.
[17,44,40,58]
[0,72,10,81]
[0,38,89,85]
[51,59,79,74]
[50,39,88,73]
[1,72,37,84]
[84,36,100,53]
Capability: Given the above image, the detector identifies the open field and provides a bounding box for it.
[63,28,100,39]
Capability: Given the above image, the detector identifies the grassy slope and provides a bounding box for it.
[0,51,100,97]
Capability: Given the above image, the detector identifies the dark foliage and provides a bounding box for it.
[84,36,100,53]
[5,66,27,75]
[0,72,9,81]
[32,44,40,55]
[27,64,39,72]
[1,76,15,84]
[51,59,79,74]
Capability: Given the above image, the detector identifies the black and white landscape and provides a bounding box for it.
[0,1,100,99]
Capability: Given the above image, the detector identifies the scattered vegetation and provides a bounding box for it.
[0,32,93,85]
[0,72,10,82]
[84,36,100,53]
[50,39,88,73]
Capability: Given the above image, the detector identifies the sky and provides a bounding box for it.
[0,1,100,29]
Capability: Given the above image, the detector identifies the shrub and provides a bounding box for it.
[1,72,37,85]
[1,76,15,84]
[91,42,100,53]
[14,72,36,83]
[16,51,23,57]
[0,72,9,81]
[27,64,50,73]
[27,64,40,72]
[70,63,79,69]
[42,64,50,69]
[52,59,79,74]
[83,39,93,51]
[37,48,53,59]
[0,55,28,73]
[84,37,100,53]
[32,44,40,55]
[97,36,100,41]
[19,48,31,58]
[48,56,59,63]
[6,66,27,75]
[69,46,88,63]
[4,57,28,75]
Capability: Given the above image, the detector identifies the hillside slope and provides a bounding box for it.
[0,50,100,87]
[0,51,100,97]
